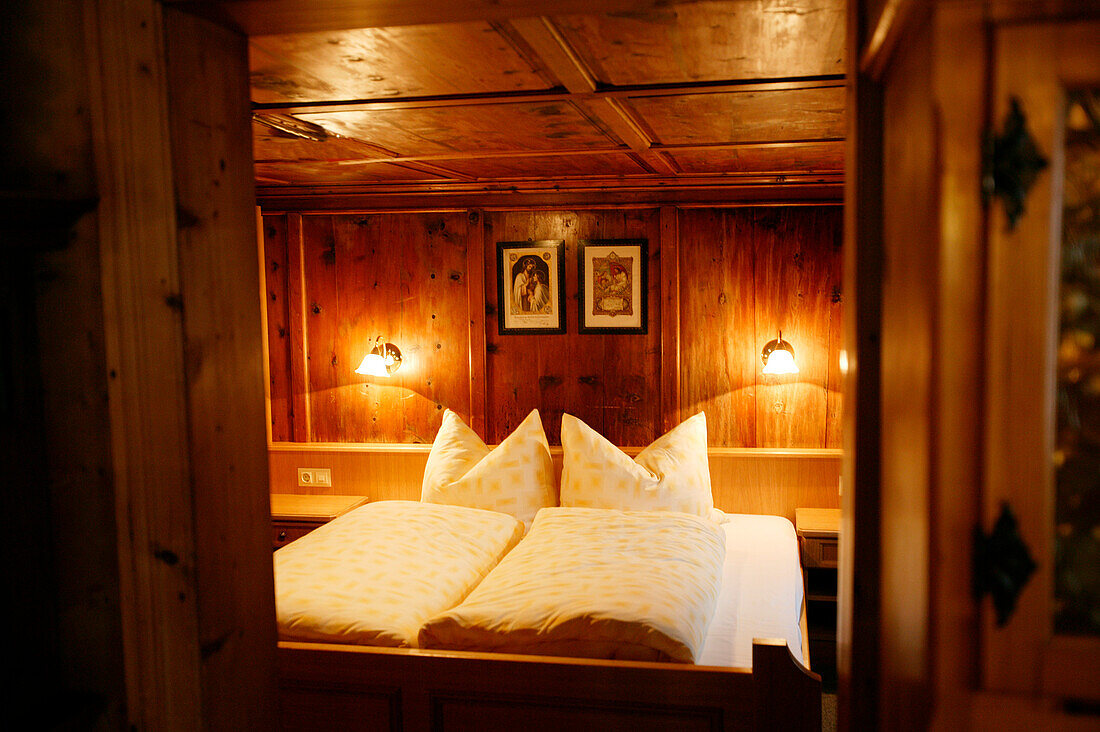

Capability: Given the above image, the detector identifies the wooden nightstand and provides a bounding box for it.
[270,494,369,550]
[795,507,840,691]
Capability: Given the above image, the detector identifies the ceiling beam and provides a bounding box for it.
[254,179,844,212]
[255,138,845,165]
[251,76,846,115]
[506,17,598,93]
[171,0,711,36]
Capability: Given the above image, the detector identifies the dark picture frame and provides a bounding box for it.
[496,240,567,335]
[578,239,648,334]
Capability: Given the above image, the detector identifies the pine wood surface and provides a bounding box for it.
[268,443,841,521]
[237,2,846,190]
[276,638,821,732]
[983,19,1100,702]
[262,206,843,449]
[555,0,845,84]
[165,9,277,728]
[86,0,203,725]
[795,507,842,537]
[484,209,663,446]
[269,493,369,521]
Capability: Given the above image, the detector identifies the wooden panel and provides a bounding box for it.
[555,0,846,85]
[262,214,293,441]
[286,214,310,441]
[484,209,662,445]
[257,182,844,210]
[191,0,715,37]
[250,23,551,104]
[295,213,472,442]
[679,209,758,446]
[279,684,398,731]
[754,207,842,447]
[252,121,406,162]
[255,161,448,186]
[825,218,844,449]
[164,10,277,728]
[268,444,842,521]
[628,87,846,145]
[982,20,1100,702]
[299,102,619,155]
[85,0,203,726]
[265,204,842,448]
[466,211,488,437]
[875,14,936,727]
[660,206,681,431]
[666,143,845,175]
[432,153,649,179]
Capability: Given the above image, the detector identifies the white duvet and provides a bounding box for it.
[419,507,726,663]
[275,500,523,647]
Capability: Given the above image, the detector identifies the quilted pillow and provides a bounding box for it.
[421,409,556,528]
[560,412,720,521]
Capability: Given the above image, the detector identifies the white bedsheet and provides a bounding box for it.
[697,513,805,668]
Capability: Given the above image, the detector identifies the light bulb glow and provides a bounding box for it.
[355,352,390,377]
[355,337,402,377]
[762,346,799,375]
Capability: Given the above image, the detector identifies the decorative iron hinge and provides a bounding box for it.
[973,501,1038,627]
[982,97,1049,231]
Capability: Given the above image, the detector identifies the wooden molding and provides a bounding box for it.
[859,0,923,80]
[257,179,844,212]
[590,97,654,151]
[286,213,310,441]
[506,16,597,93]
[251,77,845,116]
[172,0,715,37]
[268,443,842,521]
[660,205,681,432]
[466,209,488,436]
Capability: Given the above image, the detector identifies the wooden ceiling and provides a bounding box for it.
[245,0,846,193]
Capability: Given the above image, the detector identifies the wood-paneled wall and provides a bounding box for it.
[262,205,843,447]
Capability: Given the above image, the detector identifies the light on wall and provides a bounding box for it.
[761,330,799,375]
[355,336,403,377]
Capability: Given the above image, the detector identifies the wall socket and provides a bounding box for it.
[297,468,332,487]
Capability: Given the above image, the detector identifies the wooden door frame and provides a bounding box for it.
[87,0,275,727]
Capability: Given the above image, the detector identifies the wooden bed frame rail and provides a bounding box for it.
[278,638,820,731]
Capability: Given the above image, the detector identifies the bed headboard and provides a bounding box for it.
[268,444,841,522]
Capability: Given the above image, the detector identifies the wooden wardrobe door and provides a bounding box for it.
[978,17,1100,727]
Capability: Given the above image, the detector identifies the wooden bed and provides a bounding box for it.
[278,638,820,731]
[273,445,836,731]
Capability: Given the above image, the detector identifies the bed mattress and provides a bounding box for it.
[697,513,805,668]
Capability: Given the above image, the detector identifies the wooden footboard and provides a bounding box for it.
[277,638,820,731]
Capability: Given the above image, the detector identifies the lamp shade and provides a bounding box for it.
[761,331,799,375]
[355,337,402,377]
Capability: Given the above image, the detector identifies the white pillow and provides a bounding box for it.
[560,412,721,521]
[421,409,556,529]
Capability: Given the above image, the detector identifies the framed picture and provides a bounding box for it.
[496,240,567,335]
[578,239,647,334]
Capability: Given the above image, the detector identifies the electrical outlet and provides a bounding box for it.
[297,468,332,487]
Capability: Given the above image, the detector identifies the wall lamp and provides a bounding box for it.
[355,336,403,378]
[761,330,799,375]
